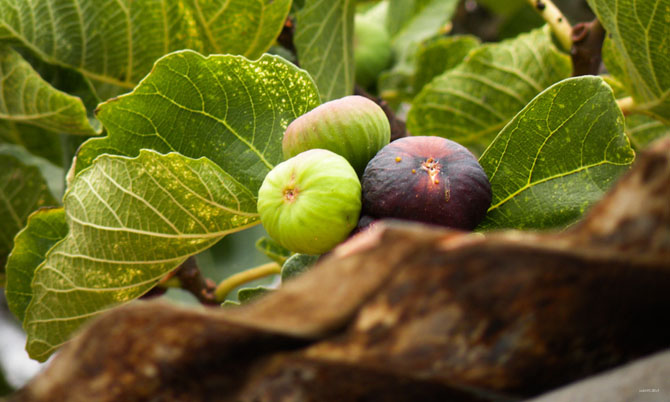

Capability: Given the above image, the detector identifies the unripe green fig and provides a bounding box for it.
[258,149,362,255]
[283,95,391,176]
[354,15,393,89]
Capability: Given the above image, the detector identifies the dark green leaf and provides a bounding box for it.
[281,253,319,282]
[0,120,64,167]
[478,76,635,230]
[5,207,67,322]
[255,237,293,265]
[237,286,272,303]
[23,150,260,361]
[0,149,58,282]
[294,0,356,101]
[77,51,321,197]
[589,0,670,123]
[408,26,571,154]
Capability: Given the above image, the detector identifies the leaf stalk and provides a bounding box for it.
[215,262,281,302]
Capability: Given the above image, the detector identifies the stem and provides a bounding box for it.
[527,0,573,52]
[617,96,636,116]
[215,262,281,302]
[570,19,606,77]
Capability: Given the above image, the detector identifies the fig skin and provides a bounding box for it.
[282,95,390,176]
[361,136,492,230]
[354,15,393,89]
[258,149,362,255]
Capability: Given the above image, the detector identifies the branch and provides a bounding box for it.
[571,19,607,76]
[215,262,281,302]
[354,85,408,141]
[528,0,573,52]
[140,257,218,305]
[277,17,297,62]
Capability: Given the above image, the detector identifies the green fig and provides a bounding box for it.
[282,95,391,176]
[354,15,393,89]
[258,149,361,255]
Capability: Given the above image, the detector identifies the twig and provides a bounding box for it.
[277,17,297,61]
[215,262,281,302]
[527,0,573,52]
[354,85,408,141]
[174,256,219,305]
[571,19,607,76]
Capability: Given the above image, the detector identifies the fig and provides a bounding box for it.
[361,136,492,230]
[258,149,362,254]
[282,95,390,176]
[354,15,393,89]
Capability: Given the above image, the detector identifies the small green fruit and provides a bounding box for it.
[258,149,362,254]
[354,15,393,89]
[283,95,391,176]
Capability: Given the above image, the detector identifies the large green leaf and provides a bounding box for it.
[413,35,480,96]
[0,149,58,284]
[77,51,321,195]
[588,0,670,123]
[407,26,571,154]
[23,150,259,361]
[0,46,98,135]
[0,0,291,88]
[478,76,635,230]
[5,207,67,322]
[294,0,356,101]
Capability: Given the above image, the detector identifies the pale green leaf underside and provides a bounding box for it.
[0,120,64,167]
[5,207,67,323]
[24,150,259,361]
[589,0,670,123]
[0,0,291,88]
[478,76,635,230]
[0,150,57,266]
[78,51,321,194]
[407,26,572,154]
[0,46,97,135]
[295,0,355,101]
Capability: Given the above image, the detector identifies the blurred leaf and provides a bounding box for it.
[0,148,58,283]
[589,0,670,123]
[413,35,480,95]
[475,0,526,16]
[0,364,12,396]
[281,253,319,282]
[0,119,63,167]
[255,237,293,265]
[77,51,321,196]
[0,46,97,135]
[407,26,571,154]
[379,0,459,103]
[238,286,272,303]
[294,0,355,101]
[0,0,291,88]
[478,76,635,230]
[626,115,670,149]
[5,207,67,322]
[23,150,260,361]
[0,143,64,201]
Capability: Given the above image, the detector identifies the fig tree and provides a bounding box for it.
[282,95,390,176]
[258,149,361,255]
[361,136,492,230]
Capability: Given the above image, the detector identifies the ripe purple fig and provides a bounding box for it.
[361,136,492,230]
[282,95,390,176]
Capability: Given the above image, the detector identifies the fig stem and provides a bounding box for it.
[526,0,572,51]
[215,262,281,302]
